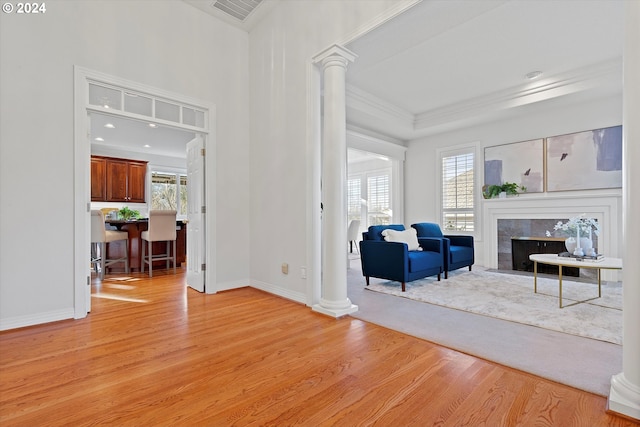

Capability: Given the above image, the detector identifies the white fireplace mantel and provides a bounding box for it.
[482,192,622,279]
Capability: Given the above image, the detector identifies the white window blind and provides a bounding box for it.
[347,177,361,223]
[441,151,474,231]
[367,174,391,226]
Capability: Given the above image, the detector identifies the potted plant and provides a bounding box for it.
[546,214,600,255]
[118,206,140,221]
[482,182,526,199]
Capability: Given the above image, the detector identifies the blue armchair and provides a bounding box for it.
[359,224,444,292]
[411,222,474,279]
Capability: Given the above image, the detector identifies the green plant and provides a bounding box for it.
[500,182,525,195]
[482,182,526,199]
[118,206,140,220]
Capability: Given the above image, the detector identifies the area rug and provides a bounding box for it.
[365,269,622,345]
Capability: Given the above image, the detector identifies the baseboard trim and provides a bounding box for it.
[212,279,249,293]
[250,280,307,305]
[0,308,74,331]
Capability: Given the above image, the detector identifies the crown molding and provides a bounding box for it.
[346,127,407,161]
[338,0,421,47]
[346,124,406,146]
[414,58,622,131]
[346,59,621,140]
[346,84,414,128]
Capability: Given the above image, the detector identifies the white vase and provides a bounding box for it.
[565,237,577,253]
[580,237,593,252]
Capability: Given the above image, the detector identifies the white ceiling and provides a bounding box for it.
[344,0,624,141]
[90,113,195,159]
[95,0,624,157]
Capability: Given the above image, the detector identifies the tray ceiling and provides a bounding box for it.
[344,0,624,141]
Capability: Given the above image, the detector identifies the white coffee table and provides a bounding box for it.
[529,253,623,308]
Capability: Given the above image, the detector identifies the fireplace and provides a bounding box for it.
[483,194,620,282]
[497,218,596,278]
[510,236,579,276]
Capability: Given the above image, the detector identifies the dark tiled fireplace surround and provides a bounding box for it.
[498,218,599,279]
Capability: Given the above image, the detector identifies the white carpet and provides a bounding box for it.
[365,269,622,345]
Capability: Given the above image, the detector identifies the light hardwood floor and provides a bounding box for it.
[1,269,637,426]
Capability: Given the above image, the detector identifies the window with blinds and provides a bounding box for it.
[151,172,187,215]
[347,177,361,223]
[347,171,392,228]
[367,174,391,226]
[441,151,474,231]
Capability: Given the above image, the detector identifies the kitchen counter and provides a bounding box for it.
[104,219,187,273]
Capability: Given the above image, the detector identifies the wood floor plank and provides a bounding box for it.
[0,270,637,426]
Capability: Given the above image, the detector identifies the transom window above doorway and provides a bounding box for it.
[88,82,206,129]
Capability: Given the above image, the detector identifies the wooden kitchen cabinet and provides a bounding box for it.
[126,161,147,203]
[91,156,147,203]
[105,158,129,202]
[91,157,107,201]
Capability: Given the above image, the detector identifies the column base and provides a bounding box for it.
[608,373,640,420]
[312,303,358,318]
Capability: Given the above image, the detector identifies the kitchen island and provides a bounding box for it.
[104,219,187,273]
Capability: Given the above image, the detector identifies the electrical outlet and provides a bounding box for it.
[281,263,289,274]
[300,267,307,279]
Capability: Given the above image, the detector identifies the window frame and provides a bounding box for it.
[347,176,362,225]
[437,142,480,234]
[348,166,393,229]
[149,167,188,219]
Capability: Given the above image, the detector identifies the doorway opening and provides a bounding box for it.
[346,141,406,270]
[74,67,216,318]
[89,112,202,296]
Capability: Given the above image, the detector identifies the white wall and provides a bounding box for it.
[248,0,413,302]
[0,0,250,328]
[405,95,623,267]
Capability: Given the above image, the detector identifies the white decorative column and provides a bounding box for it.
[312,44,358,318]
[609,1,640,420]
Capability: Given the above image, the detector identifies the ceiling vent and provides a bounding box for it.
[211,0,263,22]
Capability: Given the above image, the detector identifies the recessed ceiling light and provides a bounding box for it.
[144,144,151,148]
[95,137,104,142]
[148,123,157,128]
[525,70,543,80]
[104,123,115,129]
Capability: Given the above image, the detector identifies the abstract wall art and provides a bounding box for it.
[484,139,544,193]
[546,125,622,191]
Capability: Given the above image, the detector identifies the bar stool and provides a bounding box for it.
[141,210,177,277]
[91,210,129,280]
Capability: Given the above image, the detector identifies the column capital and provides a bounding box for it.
[313,44,357,66]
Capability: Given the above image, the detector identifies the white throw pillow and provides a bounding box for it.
[381,228,423,251]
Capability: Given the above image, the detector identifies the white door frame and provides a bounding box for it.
[346,132,407,227]
[73,66,218,317]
